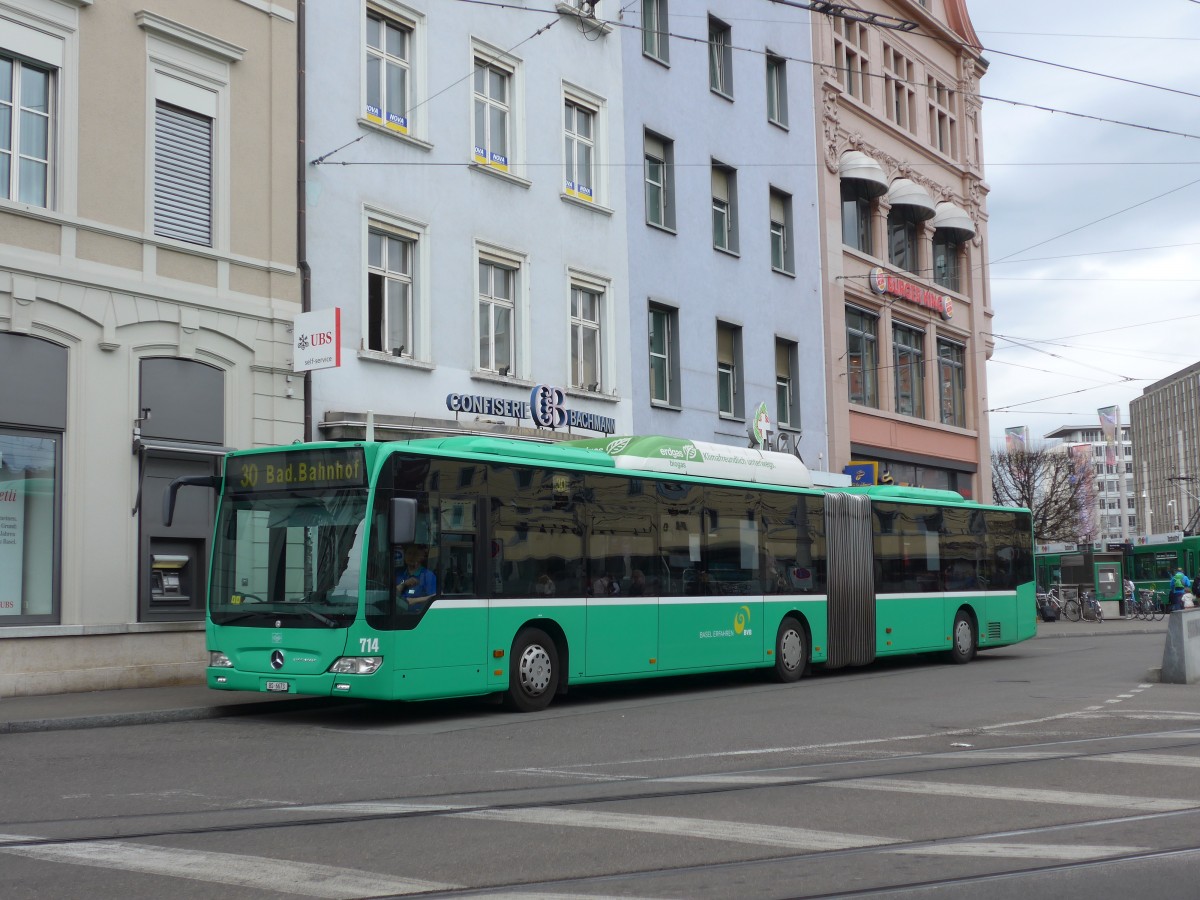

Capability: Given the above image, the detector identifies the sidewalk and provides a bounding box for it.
[0,683,338,735]
[1033,614,1171,639]
[0,617,1175,735]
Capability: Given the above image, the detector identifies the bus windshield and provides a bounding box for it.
[209,488,369,628]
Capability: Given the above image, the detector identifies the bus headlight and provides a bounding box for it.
[209,651,234,668]
[328,656,383,675]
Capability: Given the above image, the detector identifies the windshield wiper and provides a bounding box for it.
[299,606,338,627]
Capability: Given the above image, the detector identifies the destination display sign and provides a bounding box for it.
[226,447,367,494]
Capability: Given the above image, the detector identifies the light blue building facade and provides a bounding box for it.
[304,1,825,456]
[304,1,631,442]
[619,1,828,461]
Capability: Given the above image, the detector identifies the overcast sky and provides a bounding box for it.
[965,0,1200,447]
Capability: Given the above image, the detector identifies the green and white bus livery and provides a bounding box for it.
[166,435,1036,712]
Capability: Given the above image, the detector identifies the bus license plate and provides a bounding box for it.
[265,681,290,693]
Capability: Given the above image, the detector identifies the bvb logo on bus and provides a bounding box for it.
[734,605,751,636]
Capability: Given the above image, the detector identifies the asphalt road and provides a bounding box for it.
[3,629,1199,899]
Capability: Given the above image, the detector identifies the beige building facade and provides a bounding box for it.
[813,0,994,501]
[0,0,300,695]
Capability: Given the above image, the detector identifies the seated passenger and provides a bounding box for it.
[397,545,437,608]
[628,569,647,596]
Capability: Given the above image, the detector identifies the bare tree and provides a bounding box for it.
[991,443,1096,543]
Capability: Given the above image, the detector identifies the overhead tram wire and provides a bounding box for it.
[314,1,1200,169]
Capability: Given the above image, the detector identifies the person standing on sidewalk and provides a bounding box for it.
[1169,567,1191,612]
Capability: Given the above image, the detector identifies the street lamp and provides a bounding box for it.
[1168,499,1178,531]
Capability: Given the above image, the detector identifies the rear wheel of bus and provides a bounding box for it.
[504,627,559,712]
[773,616,807,683]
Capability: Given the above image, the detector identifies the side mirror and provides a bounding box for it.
[163,475,221,527]
[390,497,417,545]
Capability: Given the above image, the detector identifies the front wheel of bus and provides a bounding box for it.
[504,628,559,713]
[949,610,976,665]
[773,616,807,683]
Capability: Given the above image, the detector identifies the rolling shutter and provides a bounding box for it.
[154,101,213,246]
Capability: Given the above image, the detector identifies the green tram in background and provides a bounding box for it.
[167,435,1037,712]
[1125,533,1200,595]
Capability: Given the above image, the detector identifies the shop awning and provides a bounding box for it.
[886,179,937,220]
[932,201,975,238]
[838,151,889,198]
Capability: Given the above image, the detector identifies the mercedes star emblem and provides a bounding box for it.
[270,650,284,670]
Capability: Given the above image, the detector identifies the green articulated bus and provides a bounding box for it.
[166,435,1037,712]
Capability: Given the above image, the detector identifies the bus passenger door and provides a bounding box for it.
[656,484,764,670]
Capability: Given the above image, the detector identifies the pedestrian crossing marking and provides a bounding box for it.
[826,778,1193,811]
[0,834,456,898]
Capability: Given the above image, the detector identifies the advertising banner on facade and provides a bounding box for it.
[293,307,341,372]
[1004,426,1029,453]
[0,467,24,615]
[1099,405,1120,466]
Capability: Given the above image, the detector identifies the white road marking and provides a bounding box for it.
[452,807,897,851]
[894,842,1147,860]
[0,834,456,898]
[654,774,814,785]
[1089,753,1200,768]
[827,778,1194,811]
[291,801,896,851]
[936,751,1061,761]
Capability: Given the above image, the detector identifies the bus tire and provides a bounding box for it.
[773,616,807,683]
[949,609,976,665]
[504,628,559,712]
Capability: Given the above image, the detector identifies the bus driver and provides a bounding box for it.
[397,545,437,608]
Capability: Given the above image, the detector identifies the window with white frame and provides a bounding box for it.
[775,338,798,428]
[570,282,603,391]
[644,129,674,230]
[477,252,518,375]
[472,55,511,171]
[766,53,787,127]
[883,43,917,133]
[648,302,679,406]
[927,75,956,158]
[716,321,742,417]
[711,162,738,253]
[708,16,732,97]
[365,7,412,135]
[769,187,793,273]
[893,323,925,418]
[937,338,965,427]
[832,17,869,104]
[0,53,52,208]
[367,223,416,357]
[642,0,669,63]
[563,93,597,202]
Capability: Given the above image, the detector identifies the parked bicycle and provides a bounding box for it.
[1133,588,1166,621]
[1078,589,1104,622]
[1036,586,1065,622]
